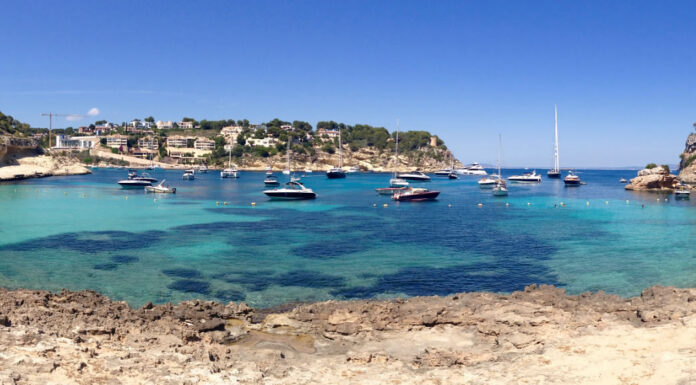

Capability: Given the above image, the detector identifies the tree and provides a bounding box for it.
[144,116,155,123]
[95,120,107,125]
[645,163,657,169]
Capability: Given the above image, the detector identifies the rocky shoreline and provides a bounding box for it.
[1,285,696,384]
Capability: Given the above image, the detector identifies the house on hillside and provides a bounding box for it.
[246,137,278,147]
[194,137,215,151]
[316,128,340,138]
[137,136,158,150]
[53,135,98,150]
[156,120,174,129]
[178,121,195,129]
[105,135,129,150]
[166,135,188,148]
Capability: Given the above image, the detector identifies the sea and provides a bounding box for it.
[0,168,694,308]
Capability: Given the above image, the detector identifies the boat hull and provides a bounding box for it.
[118,181,152,188]
[564,179,581,186]
[327,171,346,179]
[398,175,431,181]
[547,171,561,179]
[264,191,316,200]
[392,191,440,201]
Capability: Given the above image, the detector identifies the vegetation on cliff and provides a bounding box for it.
[0,111,31,136]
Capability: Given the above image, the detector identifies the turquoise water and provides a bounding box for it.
[1,168,695,307]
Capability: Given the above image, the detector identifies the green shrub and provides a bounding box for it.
[645,163,657,169]
[662,164,670,174]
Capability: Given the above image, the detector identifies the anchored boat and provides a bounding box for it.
[264,181,316,200]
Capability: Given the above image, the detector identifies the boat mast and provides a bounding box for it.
[394,120,399,177]
[287,135,291,171]
[338,128,343,168]
[498,134,502,178]
[554,104,559,172]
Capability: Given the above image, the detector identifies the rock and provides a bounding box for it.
[197,319,226,333]
[625,172,680,191]
[0,315,11,327]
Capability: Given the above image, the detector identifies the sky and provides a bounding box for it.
[1,0,694,167]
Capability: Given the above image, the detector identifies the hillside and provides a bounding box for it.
[0,111,31,136]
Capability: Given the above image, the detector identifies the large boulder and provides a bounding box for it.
[625,168,680,191]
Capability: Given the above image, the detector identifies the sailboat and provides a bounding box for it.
[282,136,291,175]
[547,105,561,178]
[326,128,346,179]
[376,127,409,194]
[492,134,508,197]
[220,147,239,178]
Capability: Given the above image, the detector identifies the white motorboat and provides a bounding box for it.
[435,168,454,176]
[456,163,488,176]
[345,166,360,173]
[478,176,499,188]
[145,180,176,194]
[620,178,627,183]
[264,181,316,200]
[264,175,280,185]
[118,179,152,188]
[304,168,312,174]
[198,164,208,174]
[675,185,691,198]
[492,135,508,196]
[508,170,542,183]
[397,171,430,181]
[182,169,195,180]
[390,178,409,187]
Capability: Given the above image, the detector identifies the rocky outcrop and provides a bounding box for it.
[0,154,91,181]
[625,166,681,191]
[678,133,696,184]
[2,285,696,383]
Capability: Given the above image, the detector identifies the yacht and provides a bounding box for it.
[129,171,157,183]
[492,135,508,196]
[327,128,346,179]
[508,170,542,183]
[456,163,488,176]
[375,186,409,195]
[221,148,239,178]
[435,168,454,176]
[675,185,691,198]
[304,168,313,174]
[264,174,280,186]
[448,171,458,179]
[397,171,431,181]
[619,178,628,183]
[563,170,582,186]
[345,166,360,173]
[381,127,409,189]
[198,164,208,174]
[145,180,176,194]
[182,169,195,180]
[392,187,440,202]
[264,180,316,200]
[548,105,562,179]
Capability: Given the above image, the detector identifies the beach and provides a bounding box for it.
[1,285,695,384]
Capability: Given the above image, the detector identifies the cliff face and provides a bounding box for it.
[678,133,696,184]
[237,145,462,172]
[625,166,680,191]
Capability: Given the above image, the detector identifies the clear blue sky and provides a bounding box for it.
[1,0,694,167]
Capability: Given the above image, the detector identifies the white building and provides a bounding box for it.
[317,128,340,138]
[246,137,278,147]
[156,120,174,129]
[166,136,188,148]
[280,124,293,131]
[53,135,98,149]
[178,121,195,129]
[194,137,215,150]
[137,137,159,150]
[221,125,243,136]
[105,135,128,149]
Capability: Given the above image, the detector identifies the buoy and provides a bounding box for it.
[154,198,157,202]
[625,200,630,204]
[372,203,376,207]
[448,204,452,207]
[656,198,660,202]
[505,203,509,207]
[383,203,388,208]
[125,196,128,200]
[251,202,256,206]
[223,201,228,205]
[64,192,67,196]
[477,203,483,207]
[527,202,531,206]
[216,201,219,206]
[586,201,590,206]
[605,201,609,204]
[82,194,86,198]
[664,198,668,202]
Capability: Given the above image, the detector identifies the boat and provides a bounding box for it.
[492,135,508,196]
[563,170,582,186]
[327,128,346,179]
[220,148,239,178]
[198,164,208,174]
[456,163,487,176]
[182,169,195,180]
[397,171,431,181]
[448,172,458,179]
[392,187,440,201]
[345,166,360,173]
[118,179,152,188]
[380,127,410,189]
[508,170,542,183]
[264,174,280,186]
[145,180,176,194]
[548,105,562,179]
[304,168,312,174]
[620,178,628,183]
[390,178,409,187]
[263,181,316,200]
[478,175,499,188]
[675,185,691,198]
[434,168,453,176]
[128,171,157,183]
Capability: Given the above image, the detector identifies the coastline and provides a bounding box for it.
[1,285,695,384]
[0,155,91,182]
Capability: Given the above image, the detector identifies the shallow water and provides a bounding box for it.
[1,168,694,307]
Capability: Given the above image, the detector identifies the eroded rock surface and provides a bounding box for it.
[1,285,696,384]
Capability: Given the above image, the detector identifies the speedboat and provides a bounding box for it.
[304,168,312,174]
[264,181,316,200]
[345,166,360,173]
[145,180,176,194]
[282,169,291,175]
[327,167,346,179]
[620,178,628,183]
[392,187,440,201]
[448,172,458,179]
[492,180,508,196]
[397,171,431,181]
[478,176,499,188]
[675,184,690,198]
[118,179,152,188]
[375,186,409,195]
[547,170,561,179]
[220,165,239,178]
[389,177,409,187]
[198,165,208,173]
[563,171,582,186]
[182,169,195,180]
[508,170,542,183]
[264,175,280,186]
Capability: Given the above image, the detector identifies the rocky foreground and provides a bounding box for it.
[1,285,696,384]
